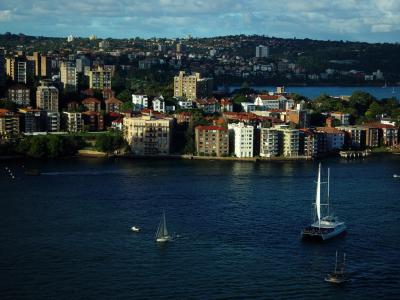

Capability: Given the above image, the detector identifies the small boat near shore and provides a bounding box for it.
[393,174,399,178]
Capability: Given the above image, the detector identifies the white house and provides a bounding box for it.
[178,100,193,109]
[241,102,256,113]
[153,95,165,113]
[228,122,254,158]
[132,94,148,111]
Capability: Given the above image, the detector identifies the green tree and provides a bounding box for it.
[349,91,376,116]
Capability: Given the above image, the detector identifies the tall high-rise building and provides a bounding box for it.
[255,45,270,58]
[36,81,59,112]
[0,49,5,87]
[26,52,51,78]
[173,71,213,100]
[60,61,78,92]
[89,66,112,90]
[76,56,91,73]
[6,55,34,85]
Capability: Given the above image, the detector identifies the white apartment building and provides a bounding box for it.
[63,112,83,132]
[255,45,270,58]
[260,128,279,157]
[132,94,149,111]
[228,122,254,158]
[46,111,60,132]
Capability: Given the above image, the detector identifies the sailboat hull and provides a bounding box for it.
[156,236,172,243]
[302,224,346,241]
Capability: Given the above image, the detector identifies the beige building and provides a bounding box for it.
[6,55,34,84]
[60,61,78,92]
[36,81,59,111]
[0,109,20,138]
[123,114,174,155]
[63,112,83,132]
[280,128,300,157]
[195,125,229,157]
[173,71,213,100]
[89,66,112,90]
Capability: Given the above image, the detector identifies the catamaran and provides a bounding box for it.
[325,251,349,284]
[155,212,173,243]
[301,164,346,241]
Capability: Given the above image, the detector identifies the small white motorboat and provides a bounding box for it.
[131,226,141,232]
[393,174,399,178]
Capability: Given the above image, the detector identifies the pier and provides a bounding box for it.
[339,150,371,159]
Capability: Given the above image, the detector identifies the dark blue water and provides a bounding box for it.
[1,155,399,299]
[221,85,399,100]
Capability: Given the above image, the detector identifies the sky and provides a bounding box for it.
[0,0,400,43]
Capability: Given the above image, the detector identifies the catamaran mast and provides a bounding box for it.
[335,250,338,274]
[327,168,330,216]
[316,163,321,227]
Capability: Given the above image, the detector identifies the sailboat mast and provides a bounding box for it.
[316,163,321,226]
[335,250,338,273]
[327,168,330,216]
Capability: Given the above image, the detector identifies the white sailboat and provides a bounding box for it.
[155,212,173,243]
[301,164,346,241]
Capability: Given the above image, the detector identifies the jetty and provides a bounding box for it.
[339,150,371,159]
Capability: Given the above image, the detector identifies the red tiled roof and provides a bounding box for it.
[82,111,100,116]
[105,97,123,104]
[196,125,227,131]
[363,123,397,129]
[316,127,345,134]
[82,97,101,104]
[257,94,281,100]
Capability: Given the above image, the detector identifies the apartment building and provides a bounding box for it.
[228,122,254,158]
[6,55,34,84]
[299,129,318,157]
[279,128,300,157]
[0,109,20,138]
[195,125,229,157]
[82,98,101,112]
[255,45,269,58]
[36,81,59,111]
[316,127,345,151]
[89,66,112,90]
[123,114,174,155]
[60,61,78,92]
[260,128,279,157]
[8,84,30,106]
[82,111,104,131]
[18,108,46,132]
[132,94,149,111]
[337,126,366,149]
[63,112,83,132]
[174,71,213,100]
[105,97,123,113]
